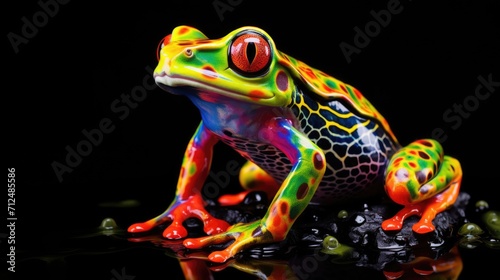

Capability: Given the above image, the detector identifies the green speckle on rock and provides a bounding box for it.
[320,235,355,260]
[337,210,348,219]
[482,210,500,239]
[458,223,484,236]
[475,200,489,211]
[322,235,339,250]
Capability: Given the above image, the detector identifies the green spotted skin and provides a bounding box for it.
[385,139,460,204]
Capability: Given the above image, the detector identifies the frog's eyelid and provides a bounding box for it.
[156,39,165,61]
[156,34,172,61]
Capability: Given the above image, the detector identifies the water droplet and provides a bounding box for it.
[354,215,365,224]
[475,200,489,212]
[458,222,484,236]
[99,217,118,230]
[338,210,348,219]
[322,235,339,250]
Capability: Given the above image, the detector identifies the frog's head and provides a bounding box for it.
[154,26,396,138]
[154,25,295,107]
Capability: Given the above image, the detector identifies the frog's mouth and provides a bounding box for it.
[154,71,275,101]
[154,72,183,94]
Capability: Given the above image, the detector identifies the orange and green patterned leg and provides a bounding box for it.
[184,118,326,263]
[218,160,281,206]
[382,139,462,234]
[128,122,230,238]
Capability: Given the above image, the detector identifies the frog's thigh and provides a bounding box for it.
[385,139,462,203]
[218,161,280,206]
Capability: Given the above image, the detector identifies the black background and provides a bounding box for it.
[4,0,499,279]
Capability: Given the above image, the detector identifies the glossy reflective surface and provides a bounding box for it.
[11,194,499,280]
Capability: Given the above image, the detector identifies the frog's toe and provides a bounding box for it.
[163,222,188,239]
[127,220,158,233]
[412,221,435,234]
[204,218,230,236]
[204,234,256,263]
[184,232,234,249]
[382,217,403,231]
[208,250,233,263]
[184,231,244,263]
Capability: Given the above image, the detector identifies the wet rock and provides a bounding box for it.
[205,191,470,263]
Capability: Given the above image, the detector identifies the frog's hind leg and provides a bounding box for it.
[412,174,461,233]
[218,161,280,206]
[382,177,461,233]
[382,139,463,234]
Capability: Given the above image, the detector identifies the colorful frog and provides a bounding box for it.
[128,26,463,263]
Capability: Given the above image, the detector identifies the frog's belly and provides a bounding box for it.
[220,132,396,204]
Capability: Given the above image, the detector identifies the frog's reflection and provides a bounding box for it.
[128,233,463,280]
[381,246,462,279]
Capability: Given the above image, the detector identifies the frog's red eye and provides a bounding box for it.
[156,34,171,61]
[229,31,272,77]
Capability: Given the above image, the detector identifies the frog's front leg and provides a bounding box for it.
[184,118,326,263]
[382,139,462,234]
[128,122,230,238]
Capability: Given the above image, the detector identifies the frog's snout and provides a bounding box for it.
[153,72,166,78]
[154,53,171,82]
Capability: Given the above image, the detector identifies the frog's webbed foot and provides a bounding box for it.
[184,220,275,263]
[382,139,462,234]
[381,204,424,232]
[128,194,230,239]
[382,202,437,234]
